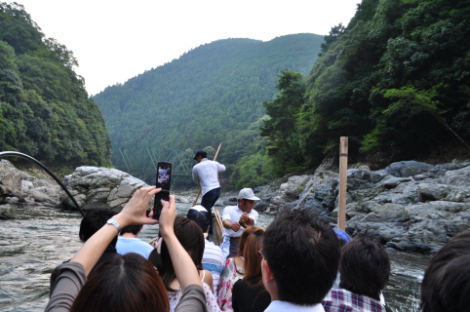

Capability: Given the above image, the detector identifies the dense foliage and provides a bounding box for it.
[0,3,111,171]
[94,34,323,187]
[257,0,470,179]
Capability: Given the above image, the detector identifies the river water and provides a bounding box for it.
[0,203,429,311]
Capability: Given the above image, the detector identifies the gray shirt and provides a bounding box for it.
[45,261,207,312]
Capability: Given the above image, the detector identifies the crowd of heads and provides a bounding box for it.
[68,192,470,312]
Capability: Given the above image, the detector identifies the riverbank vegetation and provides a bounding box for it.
[237,0,470,188]
[0,3,111,173]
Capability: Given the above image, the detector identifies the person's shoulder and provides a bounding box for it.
[223,205,237,212]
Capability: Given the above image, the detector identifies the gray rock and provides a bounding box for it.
[360,204,406,222]
[440,165,470,186]
[418,183,449,201]
[0,204,14,219]
[379,176,413,189]
[386,161,435,178]
[61,166,150,211]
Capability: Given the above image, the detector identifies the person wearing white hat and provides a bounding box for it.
[222,188,260,258]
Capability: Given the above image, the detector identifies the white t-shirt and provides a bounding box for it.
[222,205,259,238]
[192,159,226,196]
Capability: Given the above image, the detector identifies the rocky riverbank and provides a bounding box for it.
[2,158,470,254]
[255,158,470,254]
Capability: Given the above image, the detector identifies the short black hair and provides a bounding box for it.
[121,224,143,236]
[186,208,210,233]
[339,235,390,301]
[79,208,115,242]
[420,230,470,312]
[263,209,340,305]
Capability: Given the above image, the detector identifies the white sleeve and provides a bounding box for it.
[222,207,231,221]
[217,162,226,172]
[192,167,200,185]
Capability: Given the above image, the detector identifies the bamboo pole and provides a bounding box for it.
[337,137,348,231]
[192,143,223,206]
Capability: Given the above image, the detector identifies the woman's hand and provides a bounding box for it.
[114,186,160,228]
[159,195,176,237]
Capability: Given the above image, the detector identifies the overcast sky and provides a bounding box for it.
[15,0,361,96]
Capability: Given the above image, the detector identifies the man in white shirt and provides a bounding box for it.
[192,149,226,237]
[116,224,154,260]
[187,205,225,293]
[222,188,260,258]
[261,209,341,312]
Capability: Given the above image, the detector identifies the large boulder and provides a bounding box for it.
[60,166,150,212]
[0,160,60,206]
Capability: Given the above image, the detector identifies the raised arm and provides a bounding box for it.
[159,195,203,291]
[70,187,159,275]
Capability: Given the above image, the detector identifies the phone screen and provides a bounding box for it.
[153,162,171,220]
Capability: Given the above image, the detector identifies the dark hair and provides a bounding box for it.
[121,224,143,236]
[79,209,117,253]
[339,235,390,301]
[149,216,205,291]
[420,230,470,312]
[71,253,169,312]
[237,226,262,258]
[186,208,210,233]
[263,209,340,305]
[242,228,264,289]
[79,208,115,242]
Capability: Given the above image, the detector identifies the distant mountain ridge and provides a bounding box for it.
[94,33,323,183]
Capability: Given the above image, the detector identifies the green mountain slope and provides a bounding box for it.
[253,0,470,187]
[94,34,323,184]
[0,3,111,172]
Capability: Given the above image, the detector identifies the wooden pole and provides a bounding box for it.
[192,143,222,206]
[337,137,348,231]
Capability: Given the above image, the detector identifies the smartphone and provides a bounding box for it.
[153,162,172,220]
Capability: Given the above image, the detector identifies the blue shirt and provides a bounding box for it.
[116,237,154,259]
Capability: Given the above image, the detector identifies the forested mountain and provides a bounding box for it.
[94,34,324,185]
[0,3,111,172]
[249,0,470,188]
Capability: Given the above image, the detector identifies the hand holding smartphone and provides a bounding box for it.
[153,162,172,220]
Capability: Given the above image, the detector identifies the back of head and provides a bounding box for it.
[79,208,115,242]
[151,216,205,291]
[120,224,143,236]
[339,235,390,301]
[186,205,210,233]
[243,229,264,287]
[263,209,340,305]
[421,230,470,312]
[71,253,169,312]
[237,226,263,257]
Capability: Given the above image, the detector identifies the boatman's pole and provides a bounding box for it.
[338,137,348,231]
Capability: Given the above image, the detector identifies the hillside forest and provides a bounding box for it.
[96,0,470,189]
[94,34,324,186]
[0,3,111,173]
[1,0,469,191]
[235,0,470,189]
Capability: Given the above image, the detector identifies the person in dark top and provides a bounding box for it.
[420,230,470,312]
[78,208,118,276]
[232,229,270,312]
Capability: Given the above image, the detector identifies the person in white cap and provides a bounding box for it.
[222,188,260,258]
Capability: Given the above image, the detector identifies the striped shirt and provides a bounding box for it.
[202,239,225,293]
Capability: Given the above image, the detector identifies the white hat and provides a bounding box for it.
[238,188,260,200]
